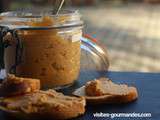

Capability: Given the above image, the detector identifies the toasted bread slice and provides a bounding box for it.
[0,89,86,120]
[0,74,40,97]
[73,78,138,104]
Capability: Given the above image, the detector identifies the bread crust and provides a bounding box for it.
[0,74,40,97]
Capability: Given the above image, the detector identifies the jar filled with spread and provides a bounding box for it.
[0,10,83,88]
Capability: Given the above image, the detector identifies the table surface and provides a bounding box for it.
[0,71,160,120]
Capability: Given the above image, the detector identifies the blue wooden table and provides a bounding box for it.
[0,71,160,120]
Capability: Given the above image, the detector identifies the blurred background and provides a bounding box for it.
[1,0,160,72]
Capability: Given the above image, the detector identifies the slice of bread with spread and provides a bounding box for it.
[0,74,40,97]
[73,77,138,104]
[0,75,86,120]
[0,89,86,120]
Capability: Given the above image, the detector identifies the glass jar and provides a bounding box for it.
[0,10,110,89]
[0,10,83,89]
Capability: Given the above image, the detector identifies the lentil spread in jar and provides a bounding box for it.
[0,10,83,88]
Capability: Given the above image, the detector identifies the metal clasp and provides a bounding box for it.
[0,26,23,75]
[0,26,10,70]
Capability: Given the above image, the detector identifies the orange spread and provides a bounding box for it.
[6,16,82,88]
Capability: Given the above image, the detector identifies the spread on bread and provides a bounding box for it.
[0,90,85,120]
[0,74,40,97]
[0,75,139,119]
[0,75,86,120]
[73,77,138,104]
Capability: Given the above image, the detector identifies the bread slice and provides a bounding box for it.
[0,74,40,97]
[0,89,86,120]
[73,78,138,104]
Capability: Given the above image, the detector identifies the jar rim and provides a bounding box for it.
[0,9,83,30]
[0,9,78,17]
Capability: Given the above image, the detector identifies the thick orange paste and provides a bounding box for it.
[6,16,82,88]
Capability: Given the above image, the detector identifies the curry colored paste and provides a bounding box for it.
[11,16,81,88]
